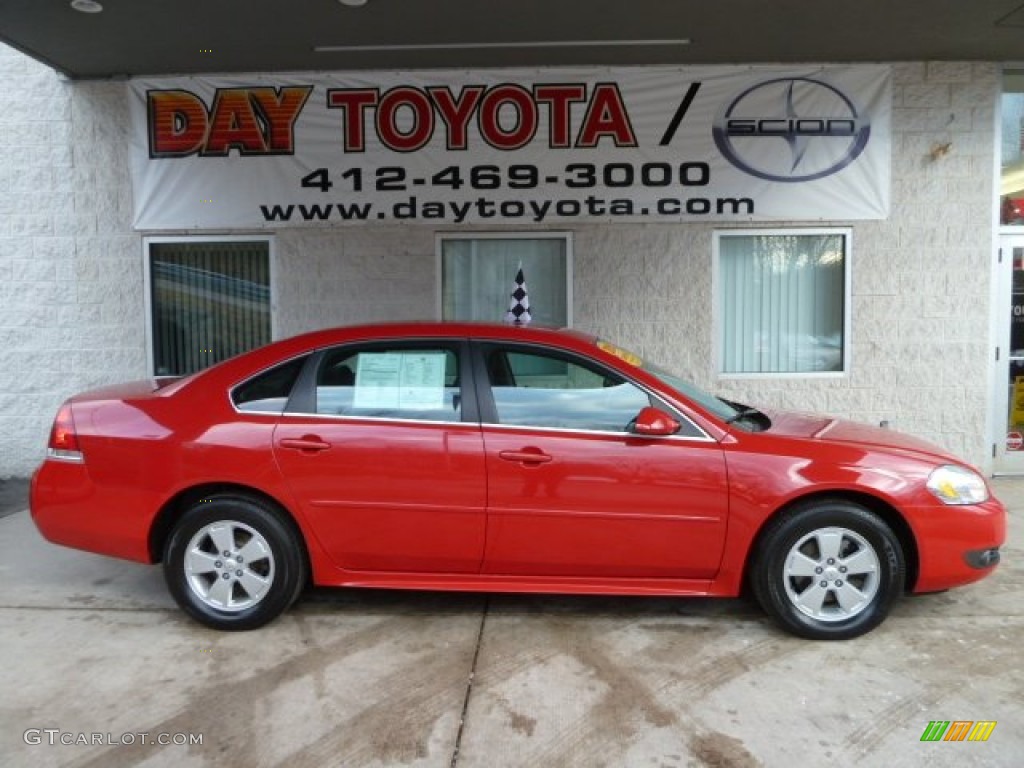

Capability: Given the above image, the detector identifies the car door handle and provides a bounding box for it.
[498,449,552,465]
[279,436,332,452]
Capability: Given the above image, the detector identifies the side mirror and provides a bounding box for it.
[630,406,680,437]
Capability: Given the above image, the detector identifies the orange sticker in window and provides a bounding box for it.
[596,340,643,367]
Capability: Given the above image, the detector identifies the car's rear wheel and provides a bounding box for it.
[164,495,307,630]
[751,499,904,640]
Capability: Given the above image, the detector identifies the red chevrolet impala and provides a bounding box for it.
[31,323,1005,639]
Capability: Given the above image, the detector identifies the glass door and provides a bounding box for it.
[995,235,1024,473]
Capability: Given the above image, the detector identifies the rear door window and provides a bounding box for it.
[313,346,464,423]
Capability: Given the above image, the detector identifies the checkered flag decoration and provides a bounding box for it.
[504,267,532,325]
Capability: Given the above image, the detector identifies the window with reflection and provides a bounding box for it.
[313,346,462,422]
[149,239,270,376]
[1002,69,1024,226]
[232,356,308,414]
[441,235,569,326]
[717,231,849,375]
[484,347,651,432]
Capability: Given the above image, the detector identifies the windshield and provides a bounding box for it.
[641,360,742,422]
[595,339,741,423]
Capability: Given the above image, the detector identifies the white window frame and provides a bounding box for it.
[435,231,574,327]
[713,228,852,380]
[142,234,276,378]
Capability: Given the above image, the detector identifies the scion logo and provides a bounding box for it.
[713,76,871,182]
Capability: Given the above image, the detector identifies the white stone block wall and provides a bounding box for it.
[274,227,438,336]
[0,44,1000,476]
[0,46,145,478]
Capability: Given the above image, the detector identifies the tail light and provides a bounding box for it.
[47,402,84,462]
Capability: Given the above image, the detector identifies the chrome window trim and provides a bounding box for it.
[479,420,718,443]
[267,409,716,443]
[277,411,478,428]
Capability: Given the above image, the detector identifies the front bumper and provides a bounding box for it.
[964,547,1001,569]
[909,495,1007,593]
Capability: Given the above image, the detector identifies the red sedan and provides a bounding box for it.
[31,323,1005,639]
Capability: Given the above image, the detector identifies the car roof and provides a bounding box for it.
[271,321,597,355]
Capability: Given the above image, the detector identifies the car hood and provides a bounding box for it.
[758,409,954,462]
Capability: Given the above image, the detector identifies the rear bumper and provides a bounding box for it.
[31,459,153,564]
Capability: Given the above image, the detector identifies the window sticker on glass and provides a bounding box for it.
[353,352,447,410]
[596,340,643,367]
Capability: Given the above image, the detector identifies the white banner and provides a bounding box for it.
[128,65,891,229]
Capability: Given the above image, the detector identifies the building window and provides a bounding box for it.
[1002,68,1024,226]
[439,234,571,326]
[716,230,849,376]
[147,238,272,376]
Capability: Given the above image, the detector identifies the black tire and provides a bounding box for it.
[750,499,904,640]
[163,494,307,631]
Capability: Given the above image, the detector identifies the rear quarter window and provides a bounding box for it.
[232,355,309,414]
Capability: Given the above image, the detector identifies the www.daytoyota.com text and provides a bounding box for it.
[259,162,754,223]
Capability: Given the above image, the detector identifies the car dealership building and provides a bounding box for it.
[1,3,1023,478]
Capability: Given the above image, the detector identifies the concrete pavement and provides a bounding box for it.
[0,476,28,519]
[0,480,1021,767]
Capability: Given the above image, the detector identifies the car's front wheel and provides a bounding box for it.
[751,499,905,640]
[163,495,307,630]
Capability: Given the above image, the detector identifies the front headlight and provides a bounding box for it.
[926,465,990,505]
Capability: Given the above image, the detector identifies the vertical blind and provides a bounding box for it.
[441,237,567,326]
[150,241,271,376]
[719,233,846,374]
